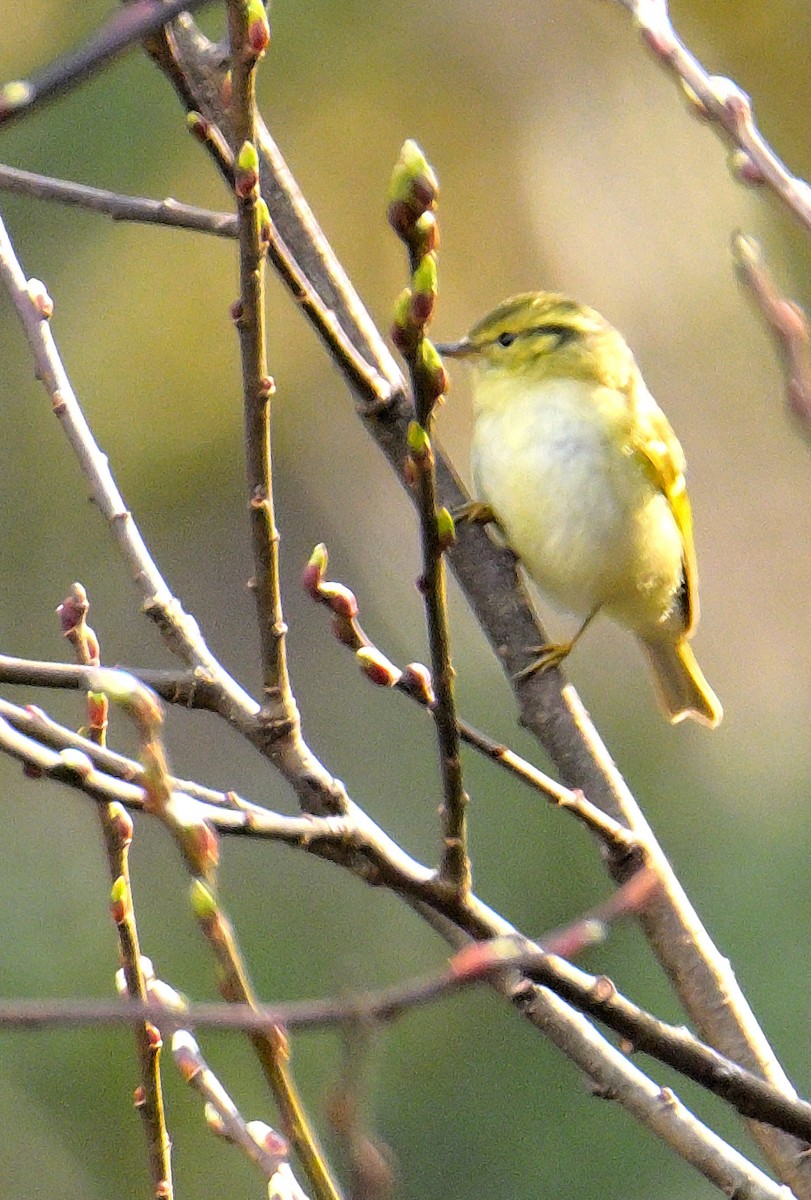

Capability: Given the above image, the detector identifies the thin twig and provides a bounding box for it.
[610,0,811,235]
[0,209,259,732]
[732,232,811,439]
[5,933,811,1153]
[57,584,173,1198]
[304,548,639,862]
[0,163,237,238]
[0,695,791,1198]
[389,144,470,896]
[172,1030,293,1183]
[227,2,294,729]
[192,878,342,1200]
[0,0,215,127]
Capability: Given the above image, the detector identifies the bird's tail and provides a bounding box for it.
[641,638,723,729]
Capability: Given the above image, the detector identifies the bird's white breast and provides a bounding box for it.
[470,376,683,632]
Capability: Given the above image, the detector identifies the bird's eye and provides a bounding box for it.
[497,331,516,348]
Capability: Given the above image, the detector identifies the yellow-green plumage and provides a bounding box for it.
[438,292,722,728]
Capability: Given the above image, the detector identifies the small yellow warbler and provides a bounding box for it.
[436,292,722,728]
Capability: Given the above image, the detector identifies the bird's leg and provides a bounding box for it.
[514,606,601,680]
[453,499,496,525]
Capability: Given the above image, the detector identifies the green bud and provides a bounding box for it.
[412,253,438,299]
[237,140,260,175]
[388,139,438,207]
[235,141,260,199]
[436,506,456,551]
[190,878,217,920]
[407,421,431,459]
[392,288,414,331]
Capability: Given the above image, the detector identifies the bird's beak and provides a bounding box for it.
[433,337,473,358]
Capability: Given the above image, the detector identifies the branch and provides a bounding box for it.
[388,143,470,896]
[0,0,216,126]
[0,163,237,238]
[57,584,173,1198]
[8,933,811,1150]
[610,0,811,234]
[732,232,811,439]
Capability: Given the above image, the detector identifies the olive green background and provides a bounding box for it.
[1,2,810,1198]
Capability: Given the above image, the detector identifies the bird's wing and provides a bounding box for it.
[629,382,699,637]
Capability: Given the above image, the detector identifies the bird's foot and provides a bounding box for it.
[453,499,495,525]
[513,639,576,680]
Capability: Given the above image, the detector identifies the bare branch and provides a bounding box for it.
[0,163,237,237]
[0,0,216,127]
[609,0,811,234]
[732,232,811,438]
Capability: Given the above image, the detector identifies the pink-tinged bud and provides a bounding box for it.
[387,199,412,238]
[27,278,53,319]
[86,689,108,728]
[319,582,358,619]
[356,646,399,688]
[728,148,765,186]
[22,762,43,779]
[451,936,519,980]
[302,543,328,598]
[155,1181,172,1199]
[246,0,271,55]
[170,795,220,880]
[171,1030,201,1081]
[230,299,244,324]
[403,457,417,488]
[400,662,435,705]
[247,1121,288,1159]
[110,875,129,925]
[108,802,133,847]
[235,141,260,199]
[410,290,435,326]
[420,340,448,400]
[57,582,89,635]
[146,1023,163,1051]
[186,111,210,142]
[258,375,276,399]
[391,321,417,356]
[133,1085,146,1109]
[388,140,439,220]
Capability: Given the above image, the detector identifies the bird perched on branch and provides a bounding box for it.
[436,292,722,728]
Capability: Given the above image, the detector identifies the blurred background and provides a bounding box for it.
[0,1,810,1197]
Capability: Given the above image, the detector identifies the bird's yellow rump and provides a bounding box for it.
[436,292,722,728]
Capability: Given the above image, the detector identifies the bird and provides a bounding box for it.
[435,291,722,728]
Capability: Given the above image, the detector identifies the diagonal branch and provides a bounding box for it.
[608,0,811,234]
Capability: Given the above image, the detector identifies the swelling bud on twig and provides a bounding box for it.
[235,141,260,199]
[356,646,400,688]
[387,139,438,237]
[245,0,271,57]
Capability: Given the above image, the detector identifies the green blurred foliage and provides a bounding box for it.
[0,2,810,1199]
